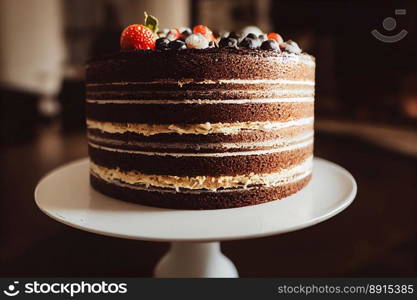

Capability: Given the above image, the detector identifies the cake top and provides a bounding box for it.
[87,47,315,83]
[87,12,315,83]
[116,12,305,55]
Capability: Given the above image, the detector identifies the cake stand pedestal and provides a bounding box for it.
[35,157,356,278]
[154,242,238,277]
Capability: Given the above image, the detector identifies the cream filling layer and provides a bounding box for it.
[87,131,314,150]
[87,78,315,87]
[91,156,313,192]
[87,89,315,98]
[86,96,314,104]
[86,117,314,136]
[88,138,313,157]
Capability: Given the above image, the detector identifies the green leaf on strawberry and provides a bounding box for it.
[144,11,158,33]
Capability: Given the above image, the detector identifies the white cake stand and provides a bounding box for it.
[34,157,356,278]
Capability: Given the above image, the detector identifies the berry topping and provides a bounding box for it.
[157,29,169,38]
[119,12,303,53]
[168,39,187,50]
[245,34,262,48]
[228,32,241,40]
[208,40,218,48]
[166,28,181,41]
[283,40,302,54]
[180,28,192,40]
[185,33,209,49]
[240,26,263,38]
[267,32,284,44]
[144,12,158,33]
[219,37,238,48]
[239,37,258,49]
[260,39,280,51]
[245,33,258,40]
[258,34,267,42]
[180,27,192,35]
[155,37,170,50]
[193,25,215,41]
[120,24,157,50]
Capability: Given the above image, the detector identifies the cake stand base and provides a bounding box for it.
[154,242,238,278]
[35,157,356,278]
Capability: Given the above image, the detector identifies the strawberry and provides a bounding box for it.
[193,25,215,41]
[120,24,157,50]
[267,32,284,44]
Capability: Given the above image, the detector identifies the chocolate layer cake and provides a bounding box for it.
[86,47,315,209]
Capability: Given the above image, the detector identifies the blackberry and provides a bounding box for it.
[155,38,170,50]
[168,39,187,50]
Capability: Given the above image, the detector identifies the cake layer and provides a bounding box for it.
[87,131,313,152]
[88,141,313,176]
[90,173,312,209]
[87,88,314,100]
[87,49,315,83]
[86,101,313,123]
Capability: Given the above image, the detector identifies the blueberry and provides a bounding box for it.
[260,39,280,51]
[245,33,258,40]
[241,34,262,48]
[155,38,170,50]
[239,37,259,49]
[219,37,238,48]
[168,40,187,50]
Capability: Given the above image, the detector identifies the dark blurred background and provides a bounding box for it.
[0,0,416,277]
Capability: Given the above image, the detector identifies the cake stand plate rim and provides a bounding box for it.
[34,157,357,242]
